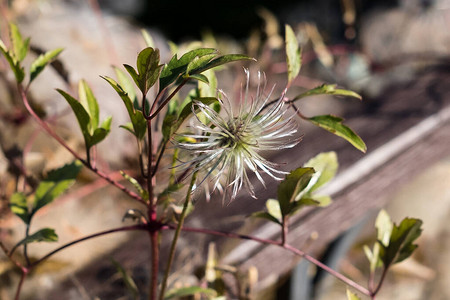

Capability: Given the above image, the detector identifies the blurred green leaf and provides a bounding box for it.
[379,218,423,267]
[302,151,338,195]
[141,29,155,48]
[29,48,63,83]
[113,66,138,107]
[285,24,301,85]
[293,84,362,101]
[33,161,82,214]
[308,115,366,153]
[111,258,139,299]
[0,39,25,83]
[9,192,29,224]
[251,212,282,225]
[266,198,282,221]
[199,69,218,98]
[289,197,320,215]
[346,289,361,300]
[15,228,58,248]
[89,117,112,146]
[9,23,29,62]
[277,167,315,216]
[164,286,217,300]
[376,209,393,247]
[78,80,100,132]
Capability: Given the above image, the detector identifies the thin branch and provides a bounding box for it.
[171,225,371,297]
[159,171,198,300]
[149,79,188,120]
[30,224,146,268]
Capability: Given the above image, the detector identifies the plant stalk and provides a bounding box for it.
[158,171,198,300]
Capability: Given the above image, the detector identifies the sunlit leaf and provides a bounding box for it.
[189,54,255,75]
[9,23,29,62]
[185,73,209,84]
[114,66,138,107]
[346,289,361,300]
[9,192,29,224]
[78,80,100,132]
[308,115,366,152]
[0,39,25,83]
[285,24,301,85]
[302,151,338,194]
[141,29,155,48]
[33,161,82,214]
[135,47,162,95]
[29,48,63,83]
[293,84,362,101]
[15,228,58,247]
[164,286,217,300]
[57,89,91,143]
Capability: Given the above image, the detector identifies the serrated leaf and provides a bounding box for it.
[285,24,301,85]
[9,23,29,62]
[15,228,58,247]
[346,289,361,300]
[159,48,217,91]
[29,48,63,83]
[277,167,315,216]
[302,151,338,194]
[9,192,30,224]
[33,161,82,214]
[111,258,139,299]
[57,89,91,142]
[379,218,423,268]
[164,286,217,300]
[293,84,362,101]
[78,80,99,132]
[308,115,366,152]
[0,40,25,83]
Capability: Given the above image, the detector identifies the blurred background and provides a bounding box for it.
[1,0,450,299]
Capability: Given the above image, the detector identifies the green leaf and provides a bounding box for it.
[251,212,282,225]
[120,171,149,201]
[111,258,139,299]
[141,29,155,48]
[266,198,282,221]
[302,151,338,194]
[135,47,162,95]
[293,84,362,101]
[114,66,138,107]
[346,289,361,300]
[159,48,217,91]
[78,80,100,132]
[285,24,301,85]
[189,54,255,75]
[0,39,25,83]
[57,89,91,143]
[101,75,146,140]
[375,209,393,247]
[185,73,209,84]
[9,23,29,62]
[289,197,320,215]
[29,48,63,83]
[199,69,218,98]
[123,64,139,90]
[379,218,423,268]
[277,167,315,216]
[308,115,366,153]
[9,192,30,224]
[33,161,82,214]
[15,228,58,247]
[164,286,217,300]
[89,121,111,146]
[186,54,216,75]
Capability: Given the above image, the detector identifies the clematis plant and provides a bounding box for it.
[0,22,423,300]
